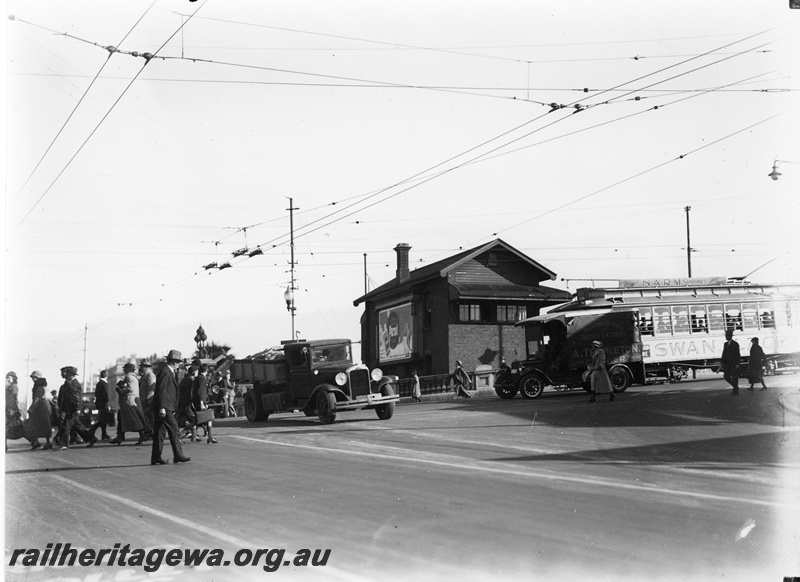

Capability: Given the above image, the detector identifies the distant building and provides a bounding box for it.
[353,239,572,377]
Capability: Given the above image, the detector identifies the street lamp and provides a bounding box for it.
[768,159,799,181]
[284,285,296,339]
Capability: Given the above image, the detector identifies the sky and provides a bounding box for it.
[3,0,799,403]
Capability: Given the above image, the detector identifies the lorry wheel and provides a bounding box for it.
[494,384,518,399]
[519,374,545,399]
[609,366,631,392]
[317,391,337,424]
[375,384,395,420]
[244,393,269,422]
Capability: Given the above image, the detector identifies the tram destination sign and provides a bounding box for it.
[619,277,728,288]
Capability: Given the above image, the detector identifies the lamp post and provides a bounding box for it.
[194,324,207,359]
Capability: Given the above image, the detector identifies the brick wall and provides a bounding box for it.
[448,324,525,372]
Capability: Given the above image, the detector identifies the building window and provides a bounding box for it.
[496,304,527,322]
[459,303,481,321]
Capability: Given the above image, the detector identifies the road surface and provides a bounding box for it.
[6,376,800,581]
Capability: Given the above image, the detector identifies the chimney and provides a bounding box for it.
[394,243,411,282]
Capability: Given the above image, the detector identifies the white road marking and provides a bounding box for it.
[46,474,369,582]
[48,473,258,547]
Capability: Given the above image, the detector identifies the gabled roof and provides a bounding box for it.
[353,238,560,306]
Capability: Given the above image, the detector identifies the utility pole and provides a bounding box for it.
[286,198,298,340]
[363,253,368,295]
[684,206,692,278]
[83,323,89,392]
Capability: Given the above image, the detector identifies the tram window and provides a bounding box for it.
[742,303,759,330]
[690,305,708,333]
[708,304,725,331]
[672,305,690,334]
[653,306,672,335]
[639,307,653,336]
[724,304,743,331]
[757,302,775,328]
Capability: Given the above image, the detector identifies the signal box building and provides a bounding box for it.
[353,239,572,377]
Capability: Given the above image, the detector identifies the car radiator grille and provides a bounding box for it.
[349,369,371,398]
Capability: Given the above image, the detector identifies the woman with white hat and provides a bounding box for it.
[587,341,615,403]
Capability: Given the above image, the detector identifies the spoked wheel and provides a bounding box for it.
[609,366,631,393]
[519,374,545,399]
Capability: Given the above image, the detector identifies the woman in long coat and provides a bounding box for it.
[24,371,53,449]
[747,337,767,391]
[588,341,615,402]
[111,363,146,445]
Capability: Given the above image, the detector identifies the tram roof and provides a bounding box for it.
[553,282,800,312]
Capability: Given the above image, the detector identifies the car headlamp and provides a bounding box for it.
[335,372,347,386]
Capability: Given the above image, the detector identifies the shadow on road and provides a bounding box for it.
[475,385,793,429]
[490,430,792,465]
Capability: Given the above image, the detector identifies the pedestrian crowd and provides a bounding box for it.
[5,348,242,466]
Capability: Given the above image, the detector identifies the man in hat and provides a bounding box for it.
[721,329,741,395]
[139,361,156,439]
[89,370,111,441]
[56,366,97,450]
[151,350,191,465]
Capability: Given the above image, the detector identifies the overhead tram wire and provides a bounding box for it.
[163,10,781,66]
[471,68,780,167]
[489,113,784,240]
[293,37,787,264]
[194,27,786,276]
[560,25,779,110]
[588,36,788,108]
[17,72,796,95]
[99,27,790,307]
[10,2,157,205]
[260,67,782,255]
[12,2,207,233]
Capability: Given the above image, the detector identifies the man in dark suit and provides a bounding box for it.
[151,350,191,465]
[721,329,741,395]
[56,366,97,450]
[88,369,111,440]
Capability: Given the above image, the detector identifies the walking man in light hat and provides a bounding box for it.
[151,350,191,466]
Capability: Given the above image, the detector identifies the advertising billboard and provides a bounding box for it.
[378,303,413,362]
